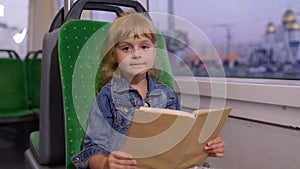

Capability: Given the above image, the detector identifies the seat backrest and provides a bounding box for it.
[24,51,36,102]
[58,19,174,168]
[29,1,146,165]
[25,50,42,111]
[38,28,65,164]
[30,57,42,110]
[36,8,65,164]
[0,58,29,113]
[26,8,65,166]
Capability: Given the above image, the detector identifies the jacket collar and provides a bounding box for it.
[112,74,158,94]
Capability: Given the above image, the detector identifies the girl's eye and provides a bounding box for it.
[121,46,131,51]
[141,45,150,49]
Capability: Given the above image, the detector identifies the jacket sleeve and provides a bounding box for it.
[165,87,181,111]
[174,90,182,110]
[71,89,113,169]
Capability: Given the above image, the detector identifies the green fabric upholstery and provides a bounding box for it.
[58,20,174,168]
[24,53,34,102]
[29,58,42,112]
[25,57,42,112]
[29,131,40,152]
[0,58,34,118]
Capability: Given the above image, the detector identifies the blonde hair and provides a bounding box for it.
[97,12,159,91]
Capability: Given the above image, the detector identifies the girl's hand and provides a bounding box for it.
[105,151,137,169]
[204,137,226,158]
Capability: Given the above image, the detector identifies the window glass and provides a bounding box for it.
[0,0,29,59]
[149,0,300,80]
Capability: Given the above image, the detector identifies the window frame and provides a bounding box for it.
[175,76,300,128]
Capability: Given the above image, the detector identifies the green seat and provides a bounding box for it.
[25,50,42,113]
[58,19,174,169]
[25,8,65,168]
[29,131,40,152]
[25,54,42,163]
[0,58,37,123]
[30,58,42,113]
[24,51,36,103]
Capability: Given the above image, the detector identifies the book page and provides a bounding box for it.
[122,108,198,157]
[197,109,228,143]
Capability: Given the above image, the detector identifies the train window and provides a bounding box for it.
[149,0,300,80]
[0,0,29,58]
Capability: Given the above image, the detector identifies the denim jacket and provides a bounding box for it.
[71,75,181,169]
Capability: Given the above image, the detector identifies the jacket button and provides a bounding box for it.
[124,107,129,113]
[74,157,80,163]
[144,102,149,107]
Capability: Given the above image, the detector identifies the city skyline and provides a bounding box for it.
[150,0,300,45]
[1,0,299,43]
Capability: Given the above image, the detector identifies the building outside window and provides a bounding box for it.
[149,0,300,80]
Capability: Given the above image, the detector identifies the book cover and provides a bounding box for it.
[121,107,232,169]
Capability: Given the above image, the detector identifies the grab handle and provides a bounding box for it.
[65,0,147,22]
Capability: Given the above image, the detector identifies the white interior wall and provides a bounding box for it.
[177,77,300,169]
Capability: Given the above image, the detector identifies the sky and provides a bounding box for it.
[0,0,299,45]
[149,0,300,45]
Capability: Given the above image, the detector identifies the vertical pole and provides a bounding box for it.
[64,0,74,17]
[168,0,174,32]
[226,26,231,65]
[136,0,148,11]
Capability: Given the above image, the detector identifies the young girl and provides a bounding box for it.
[72,12,225,169]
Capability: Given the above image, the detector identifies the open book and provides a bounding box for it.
[121,107,232,169]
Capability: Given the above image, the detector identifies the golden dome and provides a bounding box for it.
[282,9,296,24]
[288,20,300,30]
[266,22,276,33]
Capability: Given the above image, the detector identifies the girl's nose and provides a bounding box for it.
[131,48,142,59]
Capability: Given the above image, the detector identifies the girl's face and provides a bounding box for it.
[114,35,157,80]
